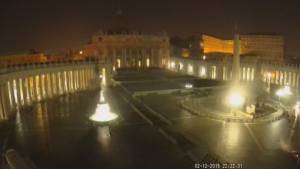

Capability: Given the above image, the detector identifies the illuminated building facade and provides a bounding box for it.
[171,34,284,63]
[202,35,233,54]
[240,34,284,62]
[170,36,203,59]
[82,30,170,69]
[0,53,47,66]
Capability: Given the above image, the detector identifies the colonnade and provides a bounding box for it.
[261,68,300,88]
[0,63,98,122]
[168,57,300,87]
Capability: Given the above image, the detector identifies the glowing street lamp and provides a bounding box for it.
[276,85,292,104]
[276,85,292,97]
[227,91,245,108]
[185,83,193,89]
[170,62,175,69]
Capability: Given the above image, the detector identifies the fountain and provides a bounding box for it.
[89,91,118,138]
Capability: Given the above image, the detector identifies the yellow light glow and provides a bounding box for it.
[101,68,106,86]
[89,103,118,122]
[146,58,150,67]
[276,86,292,97]
[182,48,190,58]
[170,62,175,69]
[79,50,83,55]
[179,63,183,70]
[266,72,272,78]
[138,60,141,67]
[117,59,121,68]
[185,83,193,89]
[188,64,193,74]
[200,66,206,77]
[228,91,245,107]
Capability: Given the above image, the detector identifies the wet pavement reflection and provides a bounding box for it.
[141,93,300,169]
[9,90,192,169]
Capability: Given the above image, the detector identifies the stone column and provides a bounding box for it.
[39,75,43,100]
[72,70,76,91]
[58,72,63,95]
[67,71,70,93]
[292,72,296,87]
[158,48,162,68]
[18,78,24,105]
[51,73,56,96]
[83,69,87,89]
[67,71,71,93]
[296,72,299,89]
[275,71,278,84]
[42,74,47,99]
[24,77,30,105]
[47,73,53,98]
[8,80,16,109]
[83,69,86,89]
[81,70,84,89]
[0,84,10,120]
[284,71,287,85]
[69,71,73,93]
[81,70,85,89]
[78,70,82,90]
[34,75,40,102]
[63,71,67,93]
[75,70,79,90]
[150,48,154,67]
[58,72,62,95]
[38,75,43,101]
[0,85,6,120]
[44,74,49,99]
[89,68,93,89]
[63,71,68,94]
[61,72,65,94]
[14,79,20,106]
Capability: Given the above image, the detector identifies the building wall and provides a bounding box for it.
[240,35,284,62]
[202,34,284,62]
[83,32,170,69]
[202,35,233,54]
[0,53,47,66]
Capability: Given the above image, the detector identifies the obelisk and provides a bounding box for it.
[232,33,240,84]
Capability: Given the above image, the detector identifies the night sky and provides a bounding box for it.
[1,0,299,57]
